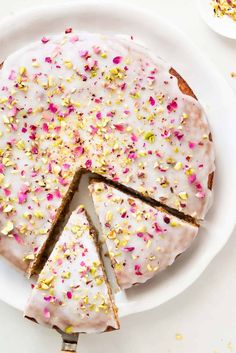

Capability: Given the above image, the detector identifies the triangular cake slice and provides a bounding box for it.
[89,181,198,289]
[24,205,119,333]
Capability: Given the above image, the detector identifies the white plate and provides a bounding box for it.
[197,0,236,39]
[0,1,236,319]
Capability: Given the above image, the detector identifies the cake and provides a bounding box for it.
[24,205,119,333]
[89,180,198,289]
[0,30,214,274]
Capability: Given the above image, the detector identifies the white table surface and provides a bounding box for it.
[0,0,236,352]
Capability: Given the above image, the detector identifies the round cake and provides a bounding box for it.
[0,30,215,273]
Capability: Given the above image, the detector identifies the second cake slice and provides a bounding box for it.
[24,205,119,333]
[89,181,199,290]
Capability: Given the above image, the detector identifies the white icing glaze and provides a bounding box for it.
[0,31,214,270]
[24,205,119,333]
[89,181,198,289]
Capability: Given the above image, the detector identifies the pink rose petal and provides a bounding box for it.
[196,191,205,199]
[41,37,50,44]
[67,291,72,299]
[149,96,155,106]
[65,28,72,34]
[131,134,138,142]
[70,35,79,43]
[63,163,70,170]
[74,146,84,156]
[18,192,27,204]
[174,131,184,140]
[79,50,88,58]
[167,100,178,112]
[134,264,143,276]
[0,163,5,173]
[113,124,126,132]
[3,188,11,196]
[8,70,16,80]
[43,307,51,319]
[188,174,196,184]
[54,189,61,198]
[47,193,53,201]
[48,103,58,113]
[59,177,68,186]
[45,57,52,64]
[85,159,92,169]
[31,146,38,155]
[13,233,24,245]
[96,112,102,119]
[42,123,49,132]
[128,152,137,160]
[154,223,163,233]
[113,56,122,64]
[93,46,101,54]
[188,141,196,149]
[124,247,135,252]
[57,258,63,266]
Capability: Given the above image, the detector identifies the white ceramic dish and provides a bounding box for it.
[197,0,236,39]
[0,1,235,319]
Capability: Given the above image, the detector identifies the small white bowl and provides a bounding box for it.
[197,0,236,39]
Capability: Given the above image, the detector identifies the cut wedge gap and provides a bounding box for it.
[29,172,121,297]
[29,167,199,277]
[86,171,199,227]
[28,170,83,277]
[76,174,120,295]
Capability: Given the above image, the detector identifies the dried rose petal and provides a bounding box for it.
[42,123,49,132]
[67,291,72,299]
[124,247,135,252]
[47,193,53,201]
[188,174,196,184]
[65,28,72,34]
[43,307,50,319]
[85,159,92,169]
[134,264,143,276]
[154,222,163,233]
[149,96,155,106]
[13,233,24,245]
[196,191,205,199]
[167,100,178,112]
[113,123,126,132]
[131,134,138,142]
[41,37,50,44]
[70,35,79,43]
[74,146,84,156]
[45,57,52,64]
[48,103,58,113]
[54,189,61,198]
[188,141,196,149]
[18,192,27,204]
[8,70,16,81]
[113,56,122,64]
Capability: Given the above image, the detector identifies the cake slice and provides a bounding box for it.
[89,181,198,289]
[24,205,119,333]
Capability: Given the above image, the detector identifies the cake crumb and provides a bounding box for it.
[227,341,233,351]
[175,333,183,341]
[231,72,236,78]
